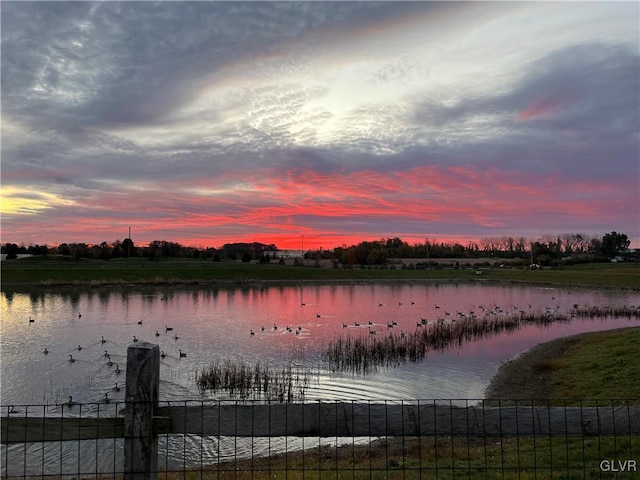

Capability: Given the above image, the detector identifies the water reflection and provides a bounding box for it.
[1,282,637,406]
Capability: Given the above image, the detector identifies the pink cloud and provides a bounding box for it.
[517,94,575,122]
[3,162,637,250]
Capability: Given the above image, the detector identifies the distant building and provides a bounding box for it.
[277,249,305,258]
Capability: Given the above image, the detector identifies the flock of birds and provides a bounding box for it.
[16,293,583,413]
[247,298,571,338]
[23,308,189,410]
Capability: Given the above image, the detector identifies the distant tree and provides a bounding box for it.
[27,244,48,256]
[99,241,112,260]
[600,231,630,258]
[259,253,270,263]
[241,252,252,263]
[121,237,136,257]
[589,237,602,255]
[3,243,19,260]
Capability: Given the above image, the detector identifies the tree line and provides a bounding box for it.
[0,239,278,262]
[311,232,632,266]
[1,231,632,266]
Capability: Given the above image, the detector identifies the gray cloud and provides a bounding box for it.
[407,43,639,177]
[2,2,638,246]
[2,2,441,130]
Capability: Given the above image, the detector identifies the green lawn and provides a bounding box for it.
[2,256,638,289]
[545,327,640,401]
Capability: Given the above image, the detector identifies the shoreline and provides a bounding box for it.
[484,326,640,401]
[2,276,638,292]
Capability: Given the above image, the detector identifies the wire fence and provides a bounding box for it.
[2,398,639,480]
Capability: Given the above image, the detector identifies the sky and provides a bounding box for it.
[1,1,639,251]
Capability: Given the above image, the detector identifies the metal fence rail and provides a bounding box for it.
[2,343,638,479]
[3,398,639,479]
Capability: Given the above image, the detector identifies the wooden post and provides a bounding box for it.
[124,341,160,480]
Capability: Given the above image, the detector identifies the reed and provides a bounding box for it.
[324,307,639,374]
[571,304,640,318]
[196,359,314,402]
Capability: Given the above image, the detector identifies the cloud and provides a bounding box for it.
[1,2,638,248]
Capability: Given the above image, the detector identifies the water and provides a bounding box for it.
[1,282,638,473]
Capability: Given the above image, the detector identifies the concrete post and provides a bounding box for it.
[124,341,160,480]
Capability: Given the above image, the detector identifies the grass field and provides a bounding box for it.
[543,327,640,401]
[1,256,638,289]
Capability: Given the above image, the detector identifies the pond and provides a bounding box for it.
[2,282,637,406]
[1,282,638,475]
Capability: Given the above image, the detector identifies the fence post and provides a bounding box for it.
[124,341,160,480]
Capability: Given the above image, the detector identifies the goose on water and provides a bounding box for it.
[68,354,75,363]
[43,348,49,354]
[179,350,187,358]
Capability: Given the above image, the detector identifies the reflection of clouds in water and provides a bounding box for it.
[1,284,636,406]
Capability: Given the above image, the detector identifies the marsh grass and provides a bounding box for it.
[196,360,315,402]
[324,306,640,375]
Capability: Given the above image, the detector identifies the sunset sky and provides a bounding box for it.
[2,1,639,250]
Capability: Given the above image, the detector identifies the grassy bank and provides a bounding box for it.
[194,328,640,480]
[1,256,638,289]
[547,327,640,400]
[486,327,640,404]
